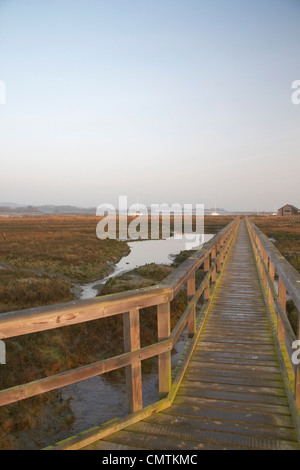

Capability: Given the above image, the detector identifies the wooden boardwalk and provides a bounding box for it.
[84,221,300,450]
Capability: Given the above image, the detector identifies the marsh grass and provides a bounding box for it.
[0,215,231,449]
[0,269,74,313]
[0,215,130,282]
[250,216,300,273]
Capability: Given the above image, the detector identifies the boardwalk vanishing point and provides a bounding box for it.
[0,217,299,450]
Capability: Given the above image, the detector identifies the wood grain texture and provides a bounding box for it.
[123,309,143,413]
[84,220,300,451]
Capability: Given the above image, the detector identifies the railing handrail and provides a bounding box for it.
[0,217,240,413]
[246,217,300,413]
[247,218,300,312]
[0,218,238,340]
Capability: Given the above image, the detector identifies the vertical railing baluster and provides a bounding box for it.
[217,241,222,273]
[211,248,217,283]
[268,261,275,306]
[278,278,287,342]
[123,308,143,413]
[204,255,210,300]
[220,236,226,266]
[262,250,268,291]
[157,302,171,398]
[187,273,196,337]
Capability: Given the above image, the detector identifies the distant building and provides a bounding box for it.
[277,204,300,216]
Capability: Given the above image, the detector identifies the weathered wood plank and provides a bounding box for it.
[101,429,237,450]
[123,309,143,413]
[83,441,146,450]
[182,373,285,389]
[87,220,299,450]
[164,402,296,428]
[128,421,299,450]
[187,274,196,336]
[192,349,278,360]
[66,219,300,451]
[188,360,282,374]
[157,302,171,397]
[185,365,283,382]
[0,285,172,339]
[146,412,299,443]
[176,387,289,407]
[181,378,286,396]
[173,395,293,417]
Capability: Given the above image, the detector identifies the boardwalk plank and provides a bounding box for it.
[100,429,234,450]
[127,421,299,450]
[163,403,296,428]
[176,388,289,406]
[173,395,292,417]
[145,412,299,443]
[180,379,287,396]
[82,220,300,451]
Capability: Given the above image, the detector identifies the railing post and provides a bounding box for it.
[217,241,222,273]
[262,250,268,291]
[278,278,287,342]
[257,241,263,279]
[268,261,275,306]
[204,255,210,300]
[254,233,260,266]
[219,238,224,266]
[278,278,287,312]
[187,273,196,337]
[211,248,217,283]
[123,308,143,413]
[157,302,171,398]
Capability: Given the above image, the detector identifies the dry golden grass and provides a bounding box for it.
[1,213,298,449]
[250,215,300,272]
[0,214,230,449]
[0,215,130,312]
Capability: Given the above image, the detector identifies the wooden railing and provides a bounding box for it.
[246,218,300,412]
[0,217,240,422]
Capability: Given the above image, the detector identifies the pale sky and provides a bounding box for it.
[0,0,299,212]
